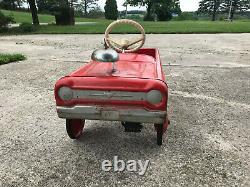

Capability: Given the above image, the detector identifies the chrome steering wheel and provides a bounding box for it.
[104,19,146,53]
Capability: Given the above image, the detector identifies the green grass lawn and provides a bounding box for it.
[1,9,250,34]
[0,54,26,65]
[20,20,250,34]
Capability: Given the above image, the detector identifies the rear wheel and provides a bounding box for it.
[66,119,85,139]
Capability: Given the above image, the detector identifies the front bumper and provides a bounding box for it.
[57,105,167,124]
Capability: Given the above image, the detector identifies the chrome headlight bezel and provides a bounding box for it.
[58,87,73,101]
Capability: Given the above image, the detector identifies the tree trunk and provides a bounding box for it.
[230,8,235,21]
[28,0,40,25]
[212,0,217,21]
[230,1,236,21]
[84,0,87,16]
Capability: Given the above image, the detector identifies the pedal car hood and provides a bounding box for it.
[69,53,158,79]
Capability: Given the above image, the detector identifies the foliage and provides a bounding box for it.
[126,0,181,21]
[0,0,24,10]
[74,0,98,16]
[87,6,104,18]
[173,12,199,21]
[198,0,222,21]
[0,10,14,29]
[37,0,75,25]
[0,53,26,65]
[220,0,250,20]
[37,0,57,13]
[54,7,75,25]
[198,0,250,21]
[19,22,37,32]
[153,0,173,21]
[104,0,118,20]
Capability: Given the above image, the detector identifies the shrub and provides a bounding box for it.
[19,22,37,32]
[54,7,75,25]
[154,4,172,21]
[0,10,14,29]
[127,14,143,21]
[143,13,155,21]
[173,12,198,21]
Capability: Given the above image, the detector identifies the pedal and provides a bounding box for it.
[121,122,143,133]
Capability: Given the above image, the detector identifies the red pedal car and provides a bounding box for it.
[54,19,169,145]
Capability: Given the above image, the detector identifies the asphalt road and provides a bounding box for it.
[0,34,249,186]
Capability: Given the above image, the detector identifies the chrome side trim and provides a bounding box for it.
[57,105,166,124]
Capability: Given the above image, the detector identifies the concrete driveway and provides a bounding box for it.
[0,34,249,186]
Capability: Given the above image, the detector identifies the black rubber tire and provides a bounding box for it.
[66,119,85,139]
[156,123,163,146]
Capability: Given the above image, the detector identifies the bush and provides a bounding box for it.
[173,12,198,21]
[155,5,172,21]
[126,14,143,21]
[19,22,37,32]
[54,7,75,25]
[0,10,14,28]
[143,13,155,21]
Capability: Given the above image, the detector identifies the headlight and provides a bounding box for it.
[58,87,73,101]
[146,90,162,104]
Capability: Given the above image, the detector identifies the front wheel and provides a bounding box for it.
[66,119,85,139]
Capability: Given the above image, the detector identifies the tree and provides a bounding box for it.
[104,0,118,20]
[221,0,250,21]
[172,0,181,15]
[153,0,173,21]
[126,0,181,21]
[0,0,25,10]
[74,0,98,16]
[126,0,154,20]
[37,0,52,13]
[27,0,40,25]
[198,0,222,21]
[36,0,75,25]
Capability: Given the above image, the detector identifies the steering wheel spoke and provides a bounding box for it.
[106,38,122,47]
[127,37,144,47]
